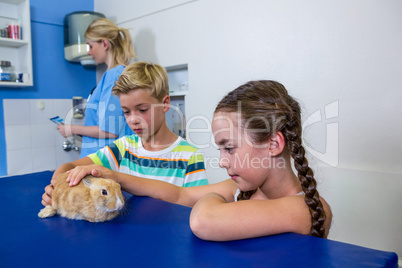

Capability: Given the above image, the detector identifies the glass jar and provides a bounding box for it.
[0,60,13,82]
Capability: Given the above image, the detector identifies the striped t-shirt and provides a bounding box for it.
[88,135,209,187]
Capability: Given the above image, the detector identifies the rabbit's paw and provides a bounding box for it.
[38,205,57,218]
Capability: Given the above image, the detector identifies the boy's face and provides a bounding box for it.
[119,89,169,141]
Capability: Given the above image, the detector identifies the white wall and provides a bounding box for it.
[3,99,82,176]
[95,0,402,257]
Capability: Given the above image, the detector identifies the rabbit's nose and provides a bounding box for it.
[105,196,124,212]
[113,196,124,211]
[116,197,124,210]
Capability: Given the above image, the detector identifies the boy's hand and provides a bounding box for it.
[41,184,54,206]
[66,164,114,186]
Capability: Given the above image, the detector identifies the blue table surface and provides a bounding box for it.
[0,171,398,268]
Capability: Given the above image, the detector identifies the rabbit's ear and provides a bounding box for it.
[83,178,92,188]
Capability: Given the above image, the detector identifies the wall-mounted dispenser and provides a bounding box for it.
[64,11,105,66]
[72,96,84,118]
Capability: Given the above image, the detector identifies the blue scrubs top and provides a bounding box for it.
[80,65,133,158]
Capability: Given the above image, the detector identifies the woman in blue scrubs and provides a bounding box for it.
[57,18,135,157]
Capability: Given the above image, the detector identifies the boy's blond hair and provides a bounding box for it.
[113,62,169,101]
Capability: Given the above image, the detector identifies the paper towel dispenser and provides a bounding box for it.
[64,11,105,66]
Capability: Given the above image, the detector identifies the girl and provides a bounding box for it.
[50,80,332,241]
[57,18,135,157]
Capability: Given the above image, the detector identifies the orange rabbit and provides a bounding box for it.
[38,173,124,222]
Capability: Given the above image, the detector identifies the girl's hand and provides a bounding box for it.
[66,164,115,186]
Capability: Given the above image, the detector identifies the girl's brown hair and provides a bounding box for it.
[215,80,327,238]
[85,18,135,67]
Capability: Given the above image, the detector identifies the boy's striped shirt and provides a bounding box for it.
[88,135,208,187]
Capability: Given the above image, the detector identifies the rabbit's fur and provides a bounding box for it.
[38,173,124,222]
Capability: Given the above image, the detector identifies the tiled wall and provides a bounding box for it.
[3,99,84,176]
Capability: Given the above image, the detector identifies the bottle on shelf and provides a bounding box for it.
[0,60,13,82]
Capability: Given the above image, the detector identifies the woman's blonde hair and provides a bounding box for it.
[113,62,169,102]
[85,18,135,67]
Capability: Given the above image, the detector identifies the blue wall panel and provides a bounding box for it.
[30,0,94,26]
[0,0,95,176]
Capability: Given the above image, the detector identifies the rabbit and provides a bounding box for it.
[38,173,125,222]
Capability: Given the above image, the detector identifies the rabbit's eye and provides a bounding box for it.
[102,189,108,196]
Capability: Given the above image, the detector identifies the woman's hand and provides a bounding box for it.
[57,124,73,138]
[66,164,116,186]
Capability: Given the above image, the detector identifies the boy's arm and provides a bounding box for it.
[41,157,95,206]
[66,165,195,206]
[52,156,94,183]
[67,163,236,207]
[117,173,236,207]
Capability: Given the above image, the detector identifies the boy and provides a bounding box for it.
[42,62,208,206]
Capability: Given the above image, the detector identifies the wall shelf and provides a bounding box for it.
[0,81,29,87]
[0,0,33,87]
[0,37,29,47]
[169,90,188,97]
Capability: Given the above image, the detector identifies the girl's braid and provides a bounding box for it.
[281,119,326,237]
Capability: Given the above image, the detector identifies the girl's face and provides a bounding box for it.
[212,112,271,192]
[87,40,107,64]
[119,89,168,142]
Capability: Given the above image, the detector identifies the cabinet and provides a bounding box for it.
[0,0,32,87]
[166,64,188,138]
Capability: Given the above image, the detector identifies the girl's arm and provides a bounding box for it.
[57,124,118,139]
[190,194,319,241]
[66,164,237,207]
